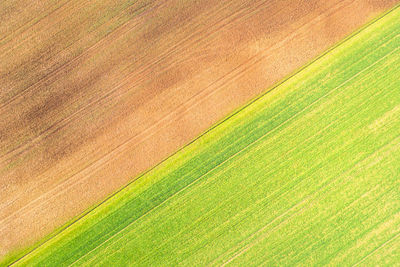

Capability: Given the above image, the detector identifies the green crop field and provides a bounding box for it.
[7,5,400,267]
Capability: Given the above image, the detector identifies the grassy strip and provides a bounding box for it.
[7,5,400,267]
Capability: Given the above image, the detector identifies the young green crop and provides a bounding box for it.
[8,5,400,267]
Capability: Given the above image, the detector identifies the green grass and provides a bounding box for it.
[8,5,400,267]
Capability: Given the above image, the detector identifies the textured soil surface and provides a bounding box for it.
[0,0,398,257]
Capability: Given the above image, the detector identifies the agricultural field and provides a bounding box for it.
[5,4,400,266]
[2,0,397,259]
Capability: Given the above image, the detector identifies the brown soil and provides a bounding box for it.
[0,0,398,258]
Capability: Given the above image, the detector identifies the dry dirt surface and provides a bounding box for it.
[0,0,398,258]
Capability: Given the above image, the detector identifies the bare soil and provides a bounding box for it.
[0,0,398,258]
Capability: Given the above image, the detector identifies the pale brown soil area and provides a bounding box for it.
[0,0,398,258]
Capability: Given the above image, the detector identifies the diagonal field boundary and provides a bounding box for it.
[7,3,400,266]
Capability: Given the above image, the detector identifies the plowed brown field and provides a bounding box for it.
[0,0,398,258]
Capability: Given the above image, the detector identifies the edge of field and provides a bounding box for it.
[3,3,400,266]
